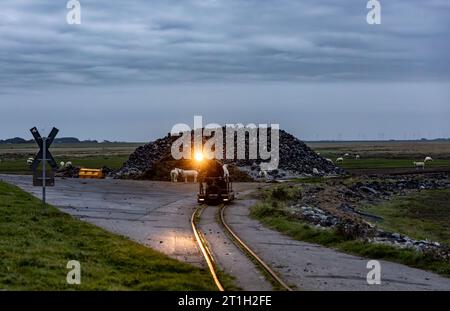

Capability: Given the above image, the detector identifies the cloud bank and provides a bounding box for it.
[1,0,449,89]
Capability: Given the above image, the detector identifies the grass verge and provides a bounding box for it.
[250,186,450,277]
[0,181,217,290]
[0,155,128,175]
[363,190,450,246]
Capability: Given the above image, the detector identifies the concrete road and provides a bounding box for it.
[0,174,259,268]
[1,174,204,265]
[224,199,450,291]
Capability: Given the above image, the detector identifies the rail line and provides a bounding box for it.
[219,204,293,291]
[191,205,224,291]
[191,203,293,291]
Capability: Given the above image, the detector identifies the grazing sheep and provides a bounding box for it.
[355,155,360,160]
[60,161,65,167]
[223,164,230,179]
[65,161,73,168]
[344,153,350,158]
[414,161,425,170]
[170,168,181,182]
[424,156,433,162]
[312,168,319,175]
[258,169,268,179]
[27,157,34,165]
[325,158,334,164]
[317,152,321,156]
[180,169,198,183]
[336,157,344,164]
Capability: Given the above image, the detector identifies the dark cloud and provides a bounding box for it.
[0,1,449,141]
[0,0,449,89]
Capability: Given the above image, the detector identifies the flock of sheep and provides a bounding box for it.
[170,164,230,183]
[321,153,360,164]
[413,157,434,170]
[322,153,434,170]
[170,168,199,183]
[26,157,73,168]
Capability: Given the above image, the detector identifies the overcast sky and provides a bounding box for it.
[0,0,449,141]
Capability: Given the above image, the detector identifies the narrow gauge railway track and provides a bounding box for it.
[191,204,293,291]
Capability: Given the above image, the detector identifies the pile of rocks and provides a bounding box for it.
[115,135,175,179]
[372,231,450,262]
[287,203,377,238]
[287,204,340,228]
[275,130,343,176]
[348,175,450,198]
[114,129,343,180]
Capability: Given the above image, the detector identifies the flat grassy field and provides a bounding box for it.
[307,140,450,160]
[0,181,216,290]
[363,190,450,246]
[2,140,450,175]
[0,155,129,175]
[307,140,450,173]
[250,185,450,277]
[0,142,142,175]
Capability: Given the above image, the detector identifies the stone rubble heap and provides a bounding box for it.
[348,176,450,198]
[372,231,450,261]
[114,129,344,180]
[115,135,175,179]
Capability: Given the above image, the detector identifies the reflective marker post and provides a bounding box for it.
[42,137,46,207]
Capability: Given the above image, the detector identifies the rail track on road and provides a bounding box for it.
[191,204,293,291]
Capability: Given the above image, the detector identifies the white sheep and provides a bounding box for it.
[413,161,425,170]
[65,161,73,168]
[27,157,34,165]
[170,168,181,182]
[336,157,344,164]
[312,168,319,175]
[355,155,360,160]
[325,158,334,164]
[424,156,433,162]
[344,153,350,158]
[60,161,65,167]
[258,169,268,179]
[179,169,198,183]
[223,164,230,179]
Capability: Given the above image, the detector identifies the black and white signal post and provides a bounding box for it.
[29,127,59,206]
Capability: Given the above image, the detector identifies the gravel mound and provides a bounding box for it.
[114,129,344,180]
